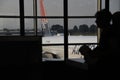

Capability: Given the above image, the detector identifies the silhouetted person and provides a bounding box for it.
[112,11,120,33]
[97,11,120,78]
[112,11,120,39]
[93,9,114,70]
[109,11,120,63]
[79,44,91,64]
[79,9,113,69]
[95,9,112,51]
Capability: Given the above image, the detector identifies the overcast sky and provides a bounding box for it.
[0,0,120,29]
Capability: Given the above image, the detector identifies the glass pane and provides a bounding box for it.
[68,18,97,43]
[37,0,63,16]
[102,0,105,9]
[68,45,85,63]
[68,0,97,16]
[42,46,64,61]
[68,44,97,63]
[24,0,33,16]
[25,19,36,36]
[110,0,120,14]
[0,18,20,36]
[0,0,19,15]
[37,19,64,44]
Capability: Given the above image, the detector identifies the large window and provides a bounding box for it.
[2,0,119,63]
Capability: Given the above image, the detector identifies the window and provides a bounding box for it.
[68,0,98,62]
[37,0,63,16]
[36,0,64,61]
[0,18,20,36]
[0,0,20,36]
[0,0,19,15]
[1,0,107,63]
[37,19,64,40]
[25,19,34,36]
[24,0,33,16]
[110,0,120,14]
[68,0,97,16]
[102,0,120,14]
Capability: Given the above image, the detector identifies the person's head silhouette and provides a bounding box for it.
[95,9,113,51]
[112,11,120,28]
[95,9,112,29]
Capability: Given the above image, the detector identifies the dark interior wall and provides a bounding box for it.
[0,36,43,80]
[0,36,42,65]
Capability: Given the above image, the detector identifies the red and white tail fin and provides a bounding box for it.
[40,0,48,23]
[40,0,51,36]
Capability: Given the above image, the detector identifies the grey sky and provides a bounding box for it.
[68,0,97,16]
[0,0,120,29]
[0,0,19,15]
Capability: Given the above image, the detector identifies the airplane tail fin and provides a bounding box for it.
[40,0,51,36]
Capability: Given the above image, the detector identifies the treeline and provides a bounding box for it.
[50,24,64,35]
[0,24,97,36]
[69,24,97,35]
[50,24,97,36]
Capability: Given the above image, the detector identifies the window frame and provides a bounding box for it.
[0,0,107,61]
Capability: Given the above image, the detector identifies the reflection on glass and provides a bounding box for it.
[37,19,64,44]
[37,0,63,16]
[68,19,97,43]
[0,0,19,15]
[24,0,33,16]
[68,0,97,16]
[0,18,20,36]
[42,46,64,61]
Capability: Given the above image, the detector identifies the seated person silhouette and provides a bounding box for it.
[95,9,112,51]
[79,45,91,64]
[79,45,99,65]
[108,11,120,63]
[79,9,112,67]
[112,11,120,33]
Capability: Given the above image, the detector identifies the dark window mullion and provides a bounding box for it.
[68,16,95,18]
[64,0,68,61]
[24,16,64,18]
[105,0,109,11]
[33,0,38,36]
[0,16,20,18]
[19,0,25,36]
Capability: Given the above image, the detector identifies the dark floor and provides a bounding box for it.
[44,61,87,80]
[0,61,88,80]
